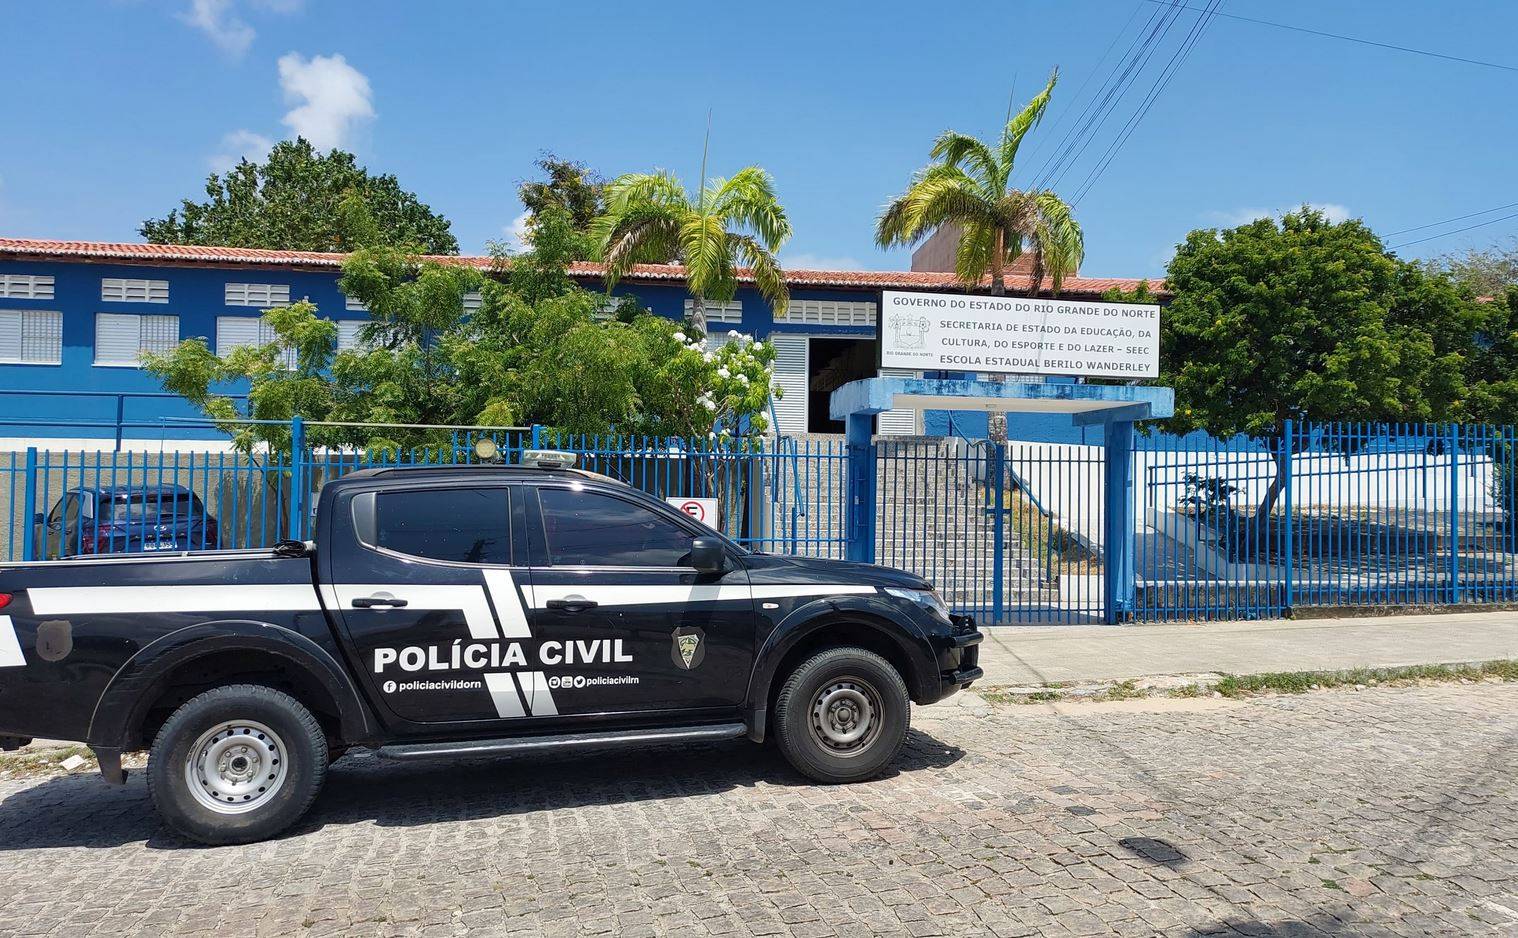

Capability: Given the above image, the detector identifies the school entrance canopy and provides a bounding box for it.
[830,377,1175,624]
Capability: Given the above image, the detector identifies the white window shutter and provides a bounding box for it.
[139,314,179,355]
[225,283,291,307]
[336,320,366,351]
[684,299,743,324]
[23,311,62,364]
[95,313,142,365]
[0,275,54,300]
[462,291,483,312]
[101,278,169,303]
[768,334,809,435]
[344,295,368,312]
[778,300,876,326]
[216,316,262,357]
[0,311,22,361]
[876,368,920,436]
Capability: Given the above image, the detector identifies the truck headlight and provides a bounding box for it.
[884,587,952,623]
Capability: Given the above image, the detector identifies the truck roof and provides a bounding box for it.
[334,464,621,486]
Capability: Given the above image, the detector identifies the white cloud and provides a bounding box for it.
[780,252,867,271]
[277,53,374,151]
[183,0,254,56]
[1210,203,1352,227]
[209,129,273,172]
[181,0,301,57]
[500,211,532,254]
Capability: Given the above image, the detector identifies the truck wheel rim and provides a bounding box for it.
[810,677,882,756]
[185,720,288,815]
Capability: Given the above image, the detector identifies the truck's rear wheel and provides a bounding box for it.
[772,646,909,784]
[147,684,328,845]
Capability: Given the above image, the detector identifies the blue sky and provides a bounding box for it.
[5,0,1516,277]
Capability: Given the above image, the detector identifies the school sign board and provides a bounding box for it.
[879,290,1160,380]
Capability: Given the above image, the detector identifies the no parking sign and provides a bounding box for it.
[666,497,719,529]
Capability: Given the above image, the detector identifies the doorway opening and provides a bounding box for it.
[807,337,878,434]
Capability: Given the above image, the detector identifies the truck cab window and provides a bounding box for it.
[374,488,510,565]
[539,488,695,567]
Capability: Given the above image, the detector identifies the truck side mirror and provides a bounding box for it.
[689,537,726,574]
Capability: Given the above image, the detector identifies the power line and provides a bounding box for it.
[1030,1,1188,192]
[1384,200,1518,237]
[1139,0,1518,73]
[1020,3,1144,172]
[1071,0,1225,206]
[1391,210,1518,250]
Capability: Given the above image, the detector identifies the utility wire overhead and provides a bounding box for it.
[1384,201,1518,237]
[1391,210,1518,250]
[1071,0,1225,206]
[1020,2,1144,171]
[1029,0,1188,192]
[1138,0,1518,74]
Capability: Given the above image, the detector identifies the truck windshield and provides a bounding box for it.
[106,493,200,523]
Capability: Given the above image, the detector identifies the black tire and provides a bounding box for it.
[772,646,910,784]
[147,684,328,846]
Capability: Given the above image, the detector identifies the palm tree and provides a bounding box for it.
[592,167,791,335]
[876,70,1084,296]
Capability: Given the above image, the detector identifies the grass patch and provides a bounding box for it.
[979,659,1518,707]
[1213,660,1518,698]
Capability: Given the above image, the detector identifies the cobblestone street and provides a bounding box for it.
[0,684,1514,937]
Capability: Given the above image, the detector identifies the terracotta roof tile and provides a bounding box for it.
[0,236,1164,298]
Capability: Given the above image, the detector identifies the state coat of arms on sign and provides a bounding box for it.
[671,626,705,670]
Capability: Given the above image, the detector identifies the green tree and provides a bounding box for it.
[518,154,605,242]
[145,207,778,454]
[1159,207,1476,522]
[141,138,458,254]
[592,167,792,335]
[876,70,1083,296]
[1420,239,1518,297]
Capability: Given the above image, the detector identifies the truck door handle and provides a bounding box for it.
[352,595,409,608]
[546,597,598,613]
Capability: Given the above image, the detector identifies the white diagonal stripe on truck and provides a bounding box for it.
[326,584,500,640]
[0,616,24,668]
[27,584,323,615]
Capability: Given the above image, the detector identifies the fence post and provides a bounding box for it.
[21,448,38,562]
[843,413,877,564]
[288,416,307,541]
[1102,419,1137,624]
[531,424,543,449]
[1449,424,1460,604]
[1281,419,1294,615]
[990,441,1006,625]
[113,394,126,452]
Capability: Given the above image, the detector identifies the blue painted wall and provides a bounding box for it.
[0,257,1168,446]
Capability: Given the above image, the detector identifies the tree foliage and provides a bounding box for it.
[592,167,792,334]
[143,207,776,455]
[141,138,458,254]
[876,70,1083,296]
[1156,207,1482,519]
[518,154,605,239]
[1420,239,1518,297]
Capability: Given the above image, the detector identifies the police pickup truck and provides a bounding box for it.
[0,452,982,845]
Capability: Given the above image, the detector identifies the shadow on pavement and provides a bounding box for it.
[1182,912,1361,936]
[0,727,964,851]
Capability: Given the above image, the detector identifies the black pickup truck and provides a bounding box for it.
[0,453,982,845]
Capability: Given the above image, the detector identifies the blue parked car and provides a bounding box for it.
[36,485,221,559]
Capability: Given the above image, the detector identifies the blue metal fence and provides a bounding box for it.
[3,417,1515,625]
[1135,421,1518,620]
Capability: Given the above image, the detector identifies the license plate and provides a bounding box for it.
[142,541,178,552]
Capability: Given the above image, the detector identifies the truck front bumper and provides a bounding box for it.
[934,614,983,699]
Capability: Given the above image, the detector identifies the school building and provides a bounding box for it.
[0,236,1159,447]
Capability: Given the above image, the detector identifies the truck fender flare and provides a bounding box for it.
[87,620,376,750]
[744,596,938,736]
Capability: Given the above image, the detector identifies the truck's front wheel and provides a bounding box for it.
[772,646,910,784]
[147,684,328,845]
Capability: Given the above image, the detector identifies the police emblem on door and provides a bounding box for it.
[671,626,705,670]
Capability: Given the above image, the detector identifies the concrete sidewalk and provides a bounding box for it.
[975,610,1518,686]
